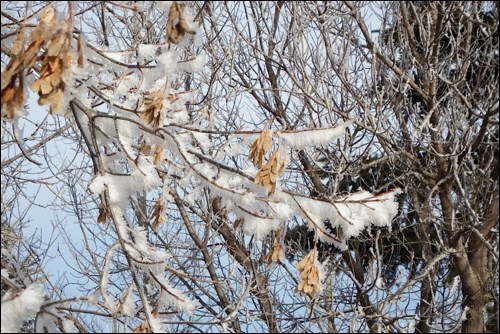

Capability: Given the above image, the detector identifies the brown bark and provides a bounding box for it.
[215,218,281,333]
[212,197,281,333]
[441,183,489,333]
[172,191,242,332]
[342,250,380,333]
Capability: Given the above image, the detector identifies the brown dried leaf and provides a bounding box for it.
[24,40,44,68]
[265,237,285,266]
[254,150,286,195]
[141,90,164,127]
[296,249,314,271]
[296,248,321,298]
[166,2,196,44]
[153,145,163,165]
[1,84,16,119]
[234,218,244,230]
[47,33,65,56]
[151,198,166,231]
[40,7,56,25]
[40,78,54,95]
[31,79,41,93]
[1,69,14,91]
[140,144,153,155]
[14,76,24,110]
[47,87,65,114]
[3,85,15,100]
[98,201,108,224]
[140,111,154,125]
[248,129,273,168]
[38,94,50,106]
[29,26,44,43]
[63,52,73,72]
[12,28,26,56]
[30,8,57,43]
[27,8,73,117]
[50,72,62,88]
[1,73,26,120]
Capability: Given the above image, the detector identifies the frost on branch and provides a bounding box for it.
[277,119,355,149]
[293,188,402,250]
[78,1,206,322]
[1,284,45,333]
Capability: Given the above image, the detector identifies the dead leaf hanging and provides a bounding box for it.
[254,149,287,194]
[151,198,166,231]
[153,145,164,165]
[1,28,26,119]
[166,2,197,44]
[77,32,85,68]
[264,236,285,266]
[31,6,74,115]
[248,129,273,168]
[98,200,109,224]
[140,89,164,128]
[1,7,68,120]
[296,248,321,298]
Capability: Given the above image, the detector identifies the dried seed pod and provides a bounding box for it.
[264,236,285,266]
[248,129,273,168]
[140,89,164,128]
[151,197,166,231]
[166,2,197,44]
[296,248,322,298]
[254,149,287,194]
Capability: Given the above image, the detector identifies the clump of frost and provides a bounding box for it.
[128,226,168,262]
[278,120,354,149]
[314,254,326,296]
[87,291,100,305]
[118,286,136,317]
[157,50,179,76]
[232,206,281,240]
[460,306,469,321]
[178,55,205,73]
[331,189,402,239]
[293,188,401,249]
[153,275,200,314]
[35,304,63,333]
[268,201,294,221]
[88,157,161,209]
[62,319,75,333]
[1,284,45,333]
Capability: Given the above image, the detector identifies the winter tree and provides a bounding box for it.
[1,1,498,333]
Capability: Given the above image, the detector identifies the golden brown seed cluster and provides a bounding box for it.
[248,129,273,168]
[1,6,84,119]
[248,129,287,194]
[264,236,285,266]
[140,90,165,128]
[254,150,287,195]
[166,2,197,44]
[296,248,321,298]
[151,198,166,231]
